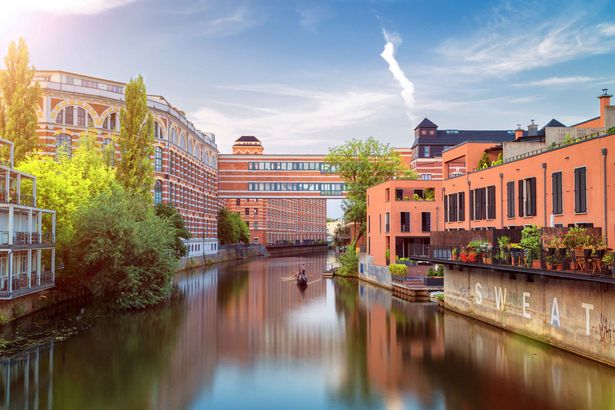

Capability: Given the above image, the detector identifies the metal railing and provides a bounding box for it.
[406,244,614,277]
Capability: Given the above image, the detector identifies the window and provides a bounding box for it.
[245,208,249,216]
[379,214,382,233]
[487,186,496,219]
[253,221,259,229]
[154,122,164,139]
[444,195,448,222]
[552,171,563,214]
[423,146,430,157]
[170,128,177,145]
[574,167,587,213]
[236,199,241,206]
[154,146,163,172]
[103,112,118,130]
[519,177,537,217]
[507,182,515,218]
[400,212,410,232]
[368,216,370,233]
[385,212,390,233]
[385,188,390,202]
[55,134,72,158]
[459,192,465,222]
[421,174,432,180]
[253,208,258,216]
[421,212,431,232]
[65,106,74,125]
[154,180,162,205]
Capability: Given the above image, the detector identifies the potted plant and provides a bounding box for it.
[554,253,564,271]
[389,263,408,282]
[545,255,554,270]
[497,235,510,263]
[521,225,542,268]
[451,247,459,261]
[467,251,478,263]
[424,264,444,286]
[509,243,523,266]
[602,252,615,276]
[468,238,490,264]
[596,237,608,259]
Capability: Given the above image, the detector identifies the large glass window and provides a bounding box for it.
[154,146,163,172]
[154,180,162,205]
[552,171,563,214]
[421,212,431,232]
[55,134,72,158]
[400,212,410,232]
[507,181,515,218]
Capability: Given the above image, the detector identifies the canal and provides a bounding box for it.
[1,252,615,409]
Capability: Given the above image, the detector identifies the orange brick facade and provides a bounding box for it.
[33,71,219,255]
[219,137,330,245]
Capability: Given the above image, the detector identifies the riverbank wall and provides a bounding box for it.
[178,244,268,270]
[444,265,615,366]
[266,244,328,257]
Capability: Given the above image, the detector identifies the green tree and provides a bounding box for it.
[0,38,41,163]
[217,207,250,245]
[155,204,190,258]
[476,152,490,169]
[68,189,177,309]
[117,75,154,200]
[17,132,119,260]
[325,137,415,244]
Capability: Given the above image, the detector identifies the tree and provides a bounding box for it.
[476,152,490,170]
[0,38,41,163]
[67,189,177,309]
[325,137,415,244]
[155,204,190,258]
[116,75,154,200]
[17,132,119,261]
[217,207,250,245]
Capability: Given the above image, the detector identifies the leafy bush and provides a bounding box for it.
[338,245,358,276]
[217,207,250,245]
[155,204,190,258]
[67,189,178,310]
[521,225,541,261]
[426,264,444,277]
[389,263,408,276]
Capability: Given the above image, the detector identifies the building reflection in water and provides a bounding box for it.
[0,341,54,410]
[3,252,615,409]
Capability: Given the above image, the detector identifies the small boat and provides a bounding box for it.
[297,275,308,287]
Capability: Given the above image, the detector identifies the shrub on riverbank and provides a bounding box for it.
[67,189,178,309]
[338,245,358,276]
[217,207,250,245]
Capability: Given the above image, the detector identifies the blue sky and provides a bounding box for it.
[1,0,614,156]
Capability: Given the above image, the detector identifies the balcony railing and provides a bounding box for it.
[0,231,55,246]
[406,244,615,278]
[0,191,35,206]
[400,224,410,233]
[0,270,54,298]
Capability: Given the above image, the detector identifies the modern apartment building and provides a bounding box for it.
[218,136,335,245]
[0,139,56,299]
[33,71,219,256]
[442,91,615,244]
[366,180,441,266]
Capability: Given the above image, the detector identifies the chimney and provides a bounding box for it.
[599,88,612,125]
[528,120,538,137]
[514,123,523,140]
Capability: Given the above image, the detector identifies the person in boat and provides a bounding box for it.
[296,264,307,281]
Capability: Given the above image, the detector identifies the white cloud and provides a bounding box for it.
[380,29,415,123]
[517,76,596,87]
[437,9,615,76]
[4,0,137,15]
[192,84,399,153]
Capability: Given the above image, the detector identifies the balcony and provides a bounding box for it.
[0,191,35,207]
[407,228,615,283]
[0,270,54,299]
[0,231,55,246]
[394,188,435,201]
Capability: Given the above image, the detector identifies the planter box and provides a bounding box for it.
[424,277,444,286]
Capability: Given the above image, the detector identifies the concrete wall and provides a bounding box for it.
[502,140,545,160]
[545,127,604,146]
[444,265,615,366]
[178,245,268,270]
[358,253,392,289]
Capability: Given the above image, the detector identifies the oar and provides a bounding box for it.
[306,278,321,285]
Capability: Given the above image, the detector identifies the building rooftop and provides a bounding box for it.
[235,136,261,143]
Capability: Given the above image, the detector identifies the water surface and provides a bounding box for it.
[1,252,615,409]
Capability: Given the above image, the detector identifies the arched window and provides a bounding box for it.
[55,106,93,127]
[55,134,72,158]
[187,139,193,155]
[180,133,186,149]
[170,128,177,145]
[154,146,163,172]
[102,112,119,131]
[154,122,164,139]
[154,180,162,205]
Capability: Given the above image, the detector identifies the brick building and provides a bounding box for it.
[33,71,219,256]
[218,136,336,245]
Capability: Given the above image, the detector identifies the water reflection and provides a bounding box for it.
[1,252,615,409]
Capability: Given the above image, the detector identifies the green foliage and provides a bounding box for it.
[603,252,615,266]
[423,188,435,201]
[11,303,24,318]
[67,189,177,310]
[563,227,589,249]
[0,38,41,163]
[468,238,490,254]
[563,134,573,145]
[490,152,503,167]
[17,133,119,259]
[389,263,408,276]
[325,137,417,243]
[217,207,250,245]
[426,264,444,277]
[333,224,350,247]
[434,293,444,301]
[497,235,510,249]
[338,245,358,277]
[117,75,155,200]
[607,127,615,135]
[521,225,541,261]
[476,152,490,170]
[0,312,8,324]
[385,248,390,260]
[155,204,190,258]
